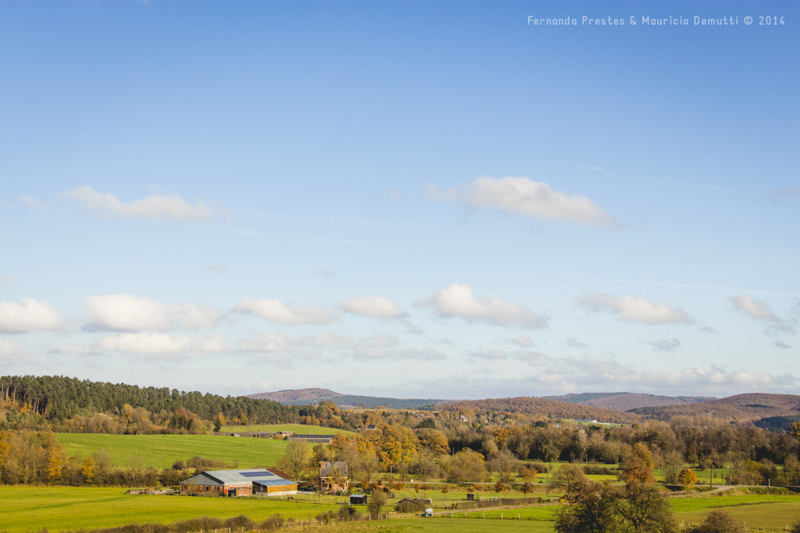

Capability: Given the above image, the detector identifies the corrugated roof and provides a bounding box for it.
[200,469,285,484]
[253,479,297,487]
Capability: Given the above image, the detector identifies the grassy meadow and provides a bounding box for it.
[0,486,341,533]
[2,485,800,533]
[55,433,290,469]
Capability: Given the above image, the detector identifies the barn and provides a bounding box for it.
[181,469,297,497]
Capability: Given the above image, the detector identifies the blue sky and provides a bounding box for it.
[1,1,798,399]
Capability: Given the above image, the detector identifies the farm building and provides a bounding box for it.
[319,461,348,492]
[180,469,297,497]
[288,434,333,444]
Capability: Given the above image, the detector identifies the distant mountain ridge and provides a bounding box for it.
[543,392,715,412]
[630,393,800,428]
[439,396,642,424]
[247,388,448,409]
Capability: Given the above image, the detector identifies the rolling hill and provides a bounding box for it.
[543,392,715,411]
[630,393,800,428]
[246,388,448,409]
[439,396,643,424]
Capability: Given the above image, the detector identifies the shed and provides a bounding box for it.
[350,494,368,505]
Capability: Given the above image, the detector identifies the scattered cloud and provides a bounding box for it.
[416,283,547,329]
[513,350,553,366]
[426,176,619,227]
[207,265,225,274]
[85,294,221,332]
[21,196,50,211]
[0,277,14,286]
[354,346,446,361]
[729,295,779,321]
[774,340,791,349]
[404,321,424,335]
[320,269,336,278]
[466,348,508,360]
[577,292,693,325]
[729,295,796,336]
[437,338,454,346]
[577,166,604,172]
[511,336,534,348]
[0,340,35,366]
[389,189,404,200]
[60,186,229,221]
[48,344,99,355]
[341,296,405,319]
[0,298,64,333]
[566,337,587,348]
[240,332,355,353]
[647,338,682,352]
[95,332,228,358]
[234,297,339,325]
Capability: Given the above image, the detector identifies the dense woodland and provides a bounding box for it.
[2,375,800,488]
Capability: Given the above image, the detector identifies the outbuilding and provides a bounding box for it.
[180,469,297,497]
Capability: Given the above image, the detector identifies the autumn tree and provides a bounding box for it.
[445,449,487,483]
[685,510,746,533]
[615,481,678,533]
[45,448,64,484]
[552,463,589,503]
[278,440,313,481]
[620,443,655,484]
[678,468,697,490]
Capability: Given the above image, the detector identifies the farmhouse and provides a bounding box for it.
[180,469,297,497]
[319,460,348,492]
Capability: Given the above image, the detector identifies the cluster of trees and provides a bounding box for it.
[0,376,358,435]
[0,429,200,487]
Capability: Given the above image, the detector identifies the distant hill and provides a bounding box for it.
[440,396,642,424]
[630,393,800,428]
[543,392,715,412]
[247,388,447,410]
[248,388,342,403]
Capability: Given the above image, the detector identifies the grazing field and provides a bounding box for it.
[671,493,800,530]
[220,424,357,436]
[0,487,341,533]
[55,433,289,469]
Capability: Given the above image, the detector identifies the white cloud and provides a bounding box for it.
[234,297,339,325]
[513,350,553,366]
[353,346,446,361]
[60,186,228,221]
[0,298,64,333]
[729,295,779,321]
[48,344,98,355]
[96,332,228,357]
[21,196,50,211]
[577,292,693,325]
[416,283,547,329]
[0,340,35,366]
[85,294,221,331]
[511,336,534,348]
[426,176,619,227]
[341,296,405,319]
[404,321,424,335]
[566,337,587,348]
[648,338,681,352]
[466,348,508,360]
[0,277,14,286]
[240,332,355,353]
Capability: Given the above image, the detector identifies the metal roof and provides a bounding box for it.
[183,469,291,485]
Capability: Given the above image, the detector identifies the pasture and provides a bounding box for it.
[55,433,289,469]
[0,486,341,533]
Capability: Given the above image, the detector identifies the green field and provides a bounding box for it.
[56,433,290,469]
[3,486,800,533]
[220,423,357,436]
[0,487,342,533]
